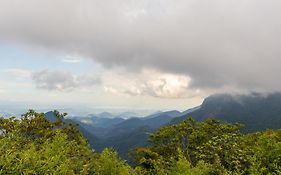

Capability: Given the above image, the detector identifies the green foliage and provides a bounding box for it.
[169,159,213,175]
[0,110,134,175]
[245,130,281,175]
[0,129,93,174]
[138,118,244,166]
[2,110,281,174]
[132,118,281,175]
[92,148,134,175]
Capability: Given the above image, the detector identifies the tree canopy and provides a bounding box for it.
[0,110,133,175]
[1,110,281,174]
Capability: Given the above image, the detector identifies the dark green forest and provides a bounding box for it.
[1,110,281,174]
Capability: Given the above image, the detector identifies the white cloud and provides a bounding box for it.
[2,69,32,79]
[102,69,197,98]
[80,119,93,124]
[104,86,122,96]
[62,56,82,63]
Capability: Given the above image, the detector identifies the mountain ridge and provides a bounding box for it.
[44,92,281,159]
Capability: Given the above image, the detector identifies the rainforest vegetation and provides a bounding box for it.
[1,110,281,175]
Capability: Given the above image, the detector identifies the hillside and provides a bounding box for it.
[172,92,281,132]
[44,92,281,159]
[3,110,281,174]
[64,110,190,158]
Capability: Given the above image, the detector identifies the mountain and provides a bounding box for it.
[44,111,58,123]
[99,110,194,138]
[72,115,125,129]
[90,110,188,159]
[40,93,281,160]
[33,93,281,161]
[182,106,201,115]
[69,109,193,159]
[143,110,181,119]
[115,111,139,119]
[45,111,101,147]
[97,112,114,118]
[171,92,281,132]
[95,126,154,161]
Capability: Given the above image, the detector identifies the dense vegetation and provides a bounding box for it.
[66,93,281,160]
[0,110,133,175]
[1,110,281,174]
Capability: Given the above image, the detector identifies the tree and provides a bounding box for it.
[132,118,250,174]
[0,110,134,175]
[2,110,281,174]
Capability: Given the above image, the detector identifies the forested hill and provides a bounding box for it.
[2,110,281,174]
[171,92,281,132]
[43,92,281,159]
[45,110,190,159]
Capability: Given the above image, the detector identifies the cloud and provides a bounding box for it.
[102,69,199,98]
[62,59,81,64]
[31,70,100,91]
[0,0,281,92]
[0,89,5,94]
[104,86,123,96]
[3,69,32,79]
[80,119,93,124]
[62,56,81,63]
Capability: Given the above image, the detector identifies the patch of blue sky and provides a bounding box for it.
[0,42,97,74]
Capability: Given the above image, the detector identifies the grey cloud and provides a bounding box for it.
[77,74,101,87]
[32,70,100,91]
[1,0,281,91]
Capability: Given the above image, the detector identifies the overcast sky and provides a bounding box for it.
[0,0,281,112]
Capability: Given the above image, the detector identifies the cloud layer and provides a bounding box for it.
[103,69,193,98]
[1,0,281,92]
[31,70,100,91]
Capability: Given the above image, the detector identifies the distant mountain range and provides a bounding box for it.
[45,108,191,159]
[44,92,281,160]
[68,109,191,159]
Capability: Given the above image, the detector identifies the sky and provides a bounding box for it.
[0,0,281,113]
